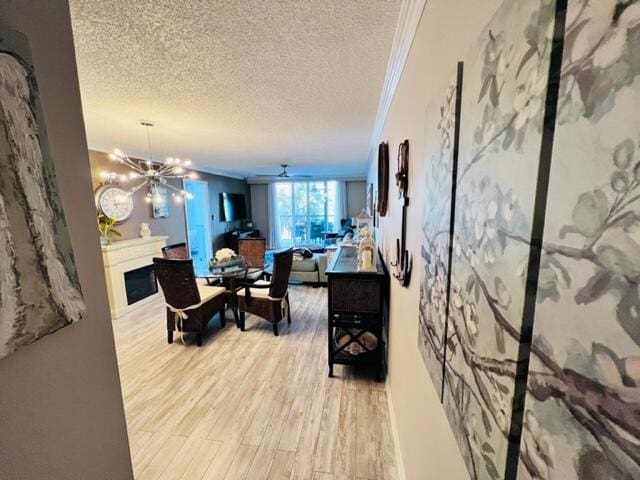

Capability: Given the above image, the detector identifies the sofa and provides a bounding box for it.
[288,253,328,286]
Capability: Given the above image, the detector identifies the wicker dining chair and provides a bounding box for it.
[236,248,293,336]
[153,257,226,346]
[237,237,266,282]
[161,242,189,260]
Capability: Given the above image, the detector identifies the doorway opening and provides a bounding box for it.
[183,179,212,273]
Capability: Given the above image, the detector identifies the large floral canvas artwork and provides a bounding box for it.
[519,1,640,478]
[418,64,462,396]
[440,1,557,478]
[0,27,85,360]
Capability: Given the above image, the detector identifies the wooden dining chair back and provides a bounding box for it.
[237,237,266,268]
[153,257,226,346]
[236,248,293,336]
[268,248,293,298]
[161,242,189,260]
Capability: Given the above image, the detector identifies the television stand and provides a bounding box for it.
[224,229,260,252]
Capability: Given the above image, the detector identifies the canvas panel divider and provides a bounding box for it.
[418,61,463,399]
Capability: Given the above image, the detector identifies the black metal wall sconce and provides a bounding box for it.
[391,139,412,287]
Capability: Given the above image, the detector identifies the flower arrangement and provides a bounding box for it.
[209,248,245,270]
[214,248,235,262]
[97,213,121,245]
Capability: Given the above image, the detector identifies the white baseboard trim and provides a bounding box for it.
[386,381,407,480]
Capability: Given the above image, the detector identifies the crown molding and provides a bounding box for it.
[246,175,366,185]
[192,165,248,181]
[368,0,427,160]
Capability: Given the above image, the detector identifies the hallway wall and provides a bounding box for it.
[367,1,502,478]
[0,1,133,478]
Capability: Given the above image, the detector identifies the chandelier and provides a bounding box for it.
[100,121,197,203]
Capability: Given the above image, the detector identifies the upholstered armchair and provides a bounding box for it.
[236,248,293,336]
[153,257,226,346]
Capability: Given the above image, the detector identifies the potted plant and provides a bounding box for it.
[97,213,121,245]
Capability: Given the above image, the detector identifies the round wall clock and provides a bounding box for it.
[95,185,134,222]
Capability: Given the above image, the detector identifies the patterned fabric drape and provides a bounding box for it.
[334,181,348,222]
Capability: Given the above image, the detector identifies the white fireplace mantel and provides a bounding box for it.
[101,236,168,319]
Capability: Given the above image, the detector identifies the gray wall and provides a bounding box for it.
[90,149,188,244]
[0,1,133,479]
[366,0,503,478]
[249,183,269,245]
[199,171,251,251]
[346,180,366,217]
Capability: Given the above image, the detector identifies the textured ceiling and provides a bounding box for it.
[70,0,401,178]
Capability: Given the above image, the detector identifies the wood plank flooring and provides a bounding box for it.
[113,285,398,480]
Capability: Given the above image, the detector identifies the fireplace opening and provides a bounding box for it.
[124,264,158,305]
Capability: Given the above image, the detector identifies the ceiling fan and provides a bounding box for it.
[255,164,311,179]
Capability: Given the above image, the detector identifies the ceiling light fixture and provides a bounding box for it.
[102,121,197,203]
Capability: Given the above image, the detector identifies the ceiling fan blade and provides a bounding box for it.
[254,164,310,178]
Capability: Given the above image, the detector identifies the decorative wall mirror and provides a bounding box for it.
[376,141,389,216]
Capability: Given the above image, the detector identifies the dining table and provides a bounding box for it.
[194,264,265,328]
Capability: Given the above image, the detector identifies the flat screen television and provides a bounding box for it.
[220,192,247,221]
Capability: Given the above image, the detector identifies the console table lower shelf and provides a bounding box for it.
[326,245,388,381]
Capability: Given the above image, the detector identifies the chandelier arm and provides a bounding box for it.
[157,160,178,173]
[126,180,149,196]
[128,165,148,176]
[162,182,188,196]
[157,166,178,176]
[130,156,156,174]
[154,161,169,173]
[162,164,185,175]
[162,182,184,193]
[120,156,146,173]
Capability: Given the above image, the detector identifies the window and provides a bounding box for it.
[274,181,343,248]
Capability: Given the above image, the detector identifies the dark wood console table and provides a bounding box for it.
[326,245,388,381]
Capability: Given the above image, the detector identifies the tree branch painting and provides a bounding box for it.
[0,193,21,358]
[426,2,558,478]
[418,0,640,478]
[518,0,640,477]
[0,28,85,359]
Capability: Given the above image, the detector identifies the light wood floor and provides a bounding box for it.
[113,285,398,480]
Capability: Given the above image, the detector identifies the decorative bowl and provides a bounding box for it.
[209,255,245,271]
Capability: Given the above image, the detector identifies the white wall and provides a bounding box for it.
[0,1,133,478]
[367,1,502,478]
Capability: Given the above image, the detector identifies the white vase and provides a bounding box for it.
[140,223,151,238]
